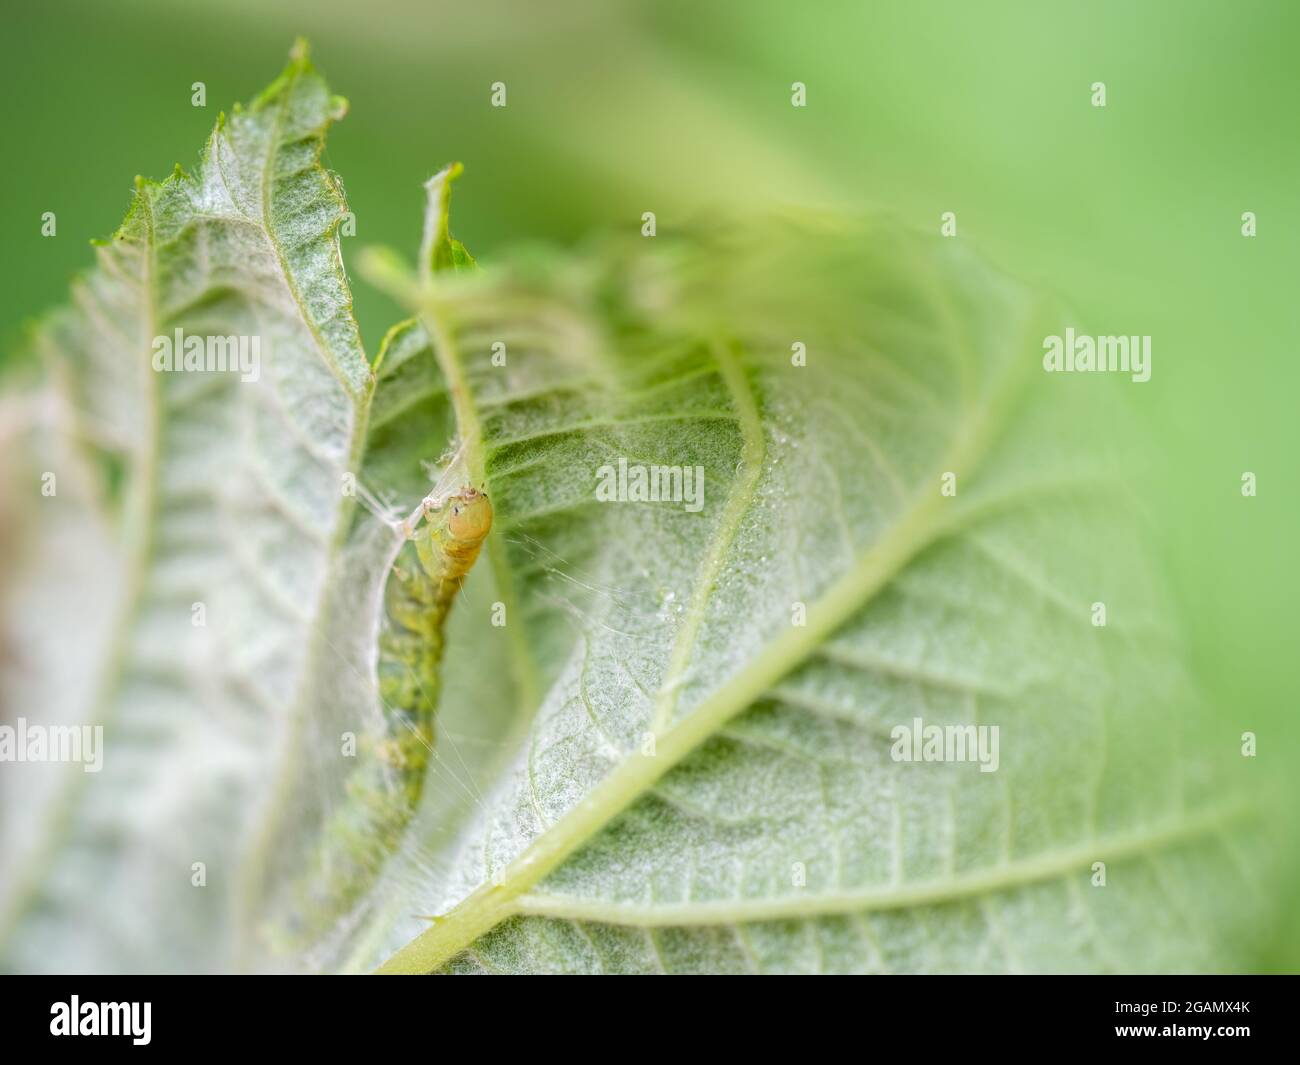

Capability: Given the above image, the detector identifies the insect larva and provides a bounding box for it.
[277,481,492,949]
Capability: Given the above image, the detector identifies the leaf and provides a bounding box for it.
[419,162,477,277]
[0,42,384,972]
[0,48,1275,976]
[362,205,1271,974]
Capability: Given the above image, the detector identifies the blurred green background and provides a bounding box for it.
[3,0,1297,965]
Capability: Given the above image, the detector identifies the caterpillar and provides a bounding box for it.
[275,475,493,950]
[374,482,493,800]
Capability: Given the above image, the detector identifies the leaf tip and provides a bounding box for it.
[423,161,465,192]
[419,163,475,278]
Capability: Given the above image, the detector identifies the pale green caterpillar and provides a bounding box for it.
[374,483,493,796]
[277,480,493,949]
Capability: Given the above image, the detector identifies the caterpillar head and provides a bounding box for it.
[445,486,493,543]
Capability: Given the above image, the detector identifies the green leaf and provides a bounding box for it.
[363,204,1269,974]
[0,41,381,972]
[0,48,1275,976]
[419,162,477,278]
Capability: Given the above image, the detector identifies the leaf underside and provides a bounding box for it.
[363,215,1268,974]
[0,53,1273,976]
